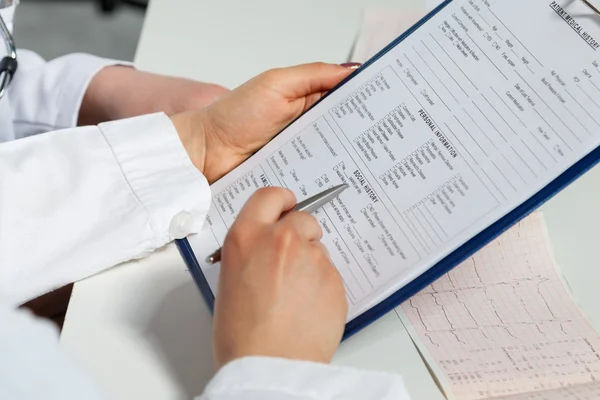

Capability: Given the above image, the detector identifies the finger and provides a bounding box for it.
[260,63,356,100]
[236,187,296,224]
[280,211,323,241]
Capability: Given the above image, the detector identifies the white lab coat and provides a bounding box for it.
[0,3,411,399]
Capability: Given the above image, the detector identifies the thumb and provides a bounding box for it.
[260,62,358,100]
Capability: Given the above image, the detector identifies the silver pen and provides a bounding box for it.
[205,183,350,264]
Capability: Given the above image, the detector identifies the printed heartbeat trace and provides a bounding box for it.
[399,213,600,400]
[495,380,600,400]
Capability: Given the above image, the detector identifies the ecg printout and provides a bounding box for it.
[399,213,600,400]
[496,381,600,400]
[189,0,600,321]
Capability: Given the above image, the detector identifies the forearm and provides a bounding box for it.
[78,66,229,127]
[77,65,128,126]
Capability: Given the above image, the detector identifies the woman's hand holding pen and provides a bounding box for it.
[212,187,348,368]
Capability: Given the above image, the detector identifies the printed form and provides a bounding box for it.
[189,0,600,321]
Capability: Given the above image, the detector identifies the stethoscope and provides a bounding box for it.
[0,0,17,100]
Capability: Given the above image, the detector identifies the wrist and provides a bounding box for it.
[170,111,208,174]
[171,109,233,184]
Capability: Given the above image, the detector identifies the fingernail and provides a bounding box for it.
[340,62,362,70]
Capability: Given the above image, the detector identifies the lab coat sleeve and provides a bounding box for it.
[0,304,107,399]
[0,112,211,306]
[8,50,127,138]
[199,357,412,400]
[0,304,411,400]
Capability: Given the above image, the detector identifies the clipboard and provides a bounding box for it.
[176,0,600,339]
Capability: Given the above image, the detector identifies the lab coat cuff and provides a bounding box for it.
[99,113,211,246]
[202,356,409,400]
[55,53,133,129]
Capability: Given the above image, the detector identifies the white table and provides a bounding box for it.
[60,0,600,399]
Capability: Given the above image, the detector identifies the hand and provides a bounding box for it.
[78,66,229,125]
[213,187,348,368]
[172,62,359,183]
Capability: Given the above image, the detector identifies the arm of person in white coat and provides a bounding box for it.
[0,63,412,400]
[4,50,228,142]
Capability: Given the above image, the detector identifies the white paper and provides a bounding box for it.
[189,0,600,322]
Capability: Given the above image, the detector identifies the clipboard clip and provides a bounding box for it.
[580,0,600,16]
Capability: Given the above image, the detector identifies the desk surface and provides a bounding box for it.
[61,0,600,399]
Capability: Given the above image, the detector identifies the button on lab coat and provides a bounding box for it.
[0,3,410,399]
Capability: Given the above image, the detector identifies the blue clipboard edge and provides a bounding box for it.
[177,237,216,312]
[176,0,600,339]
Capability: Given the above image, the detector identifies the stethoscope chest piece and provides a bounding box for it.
[0,0,17,99]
